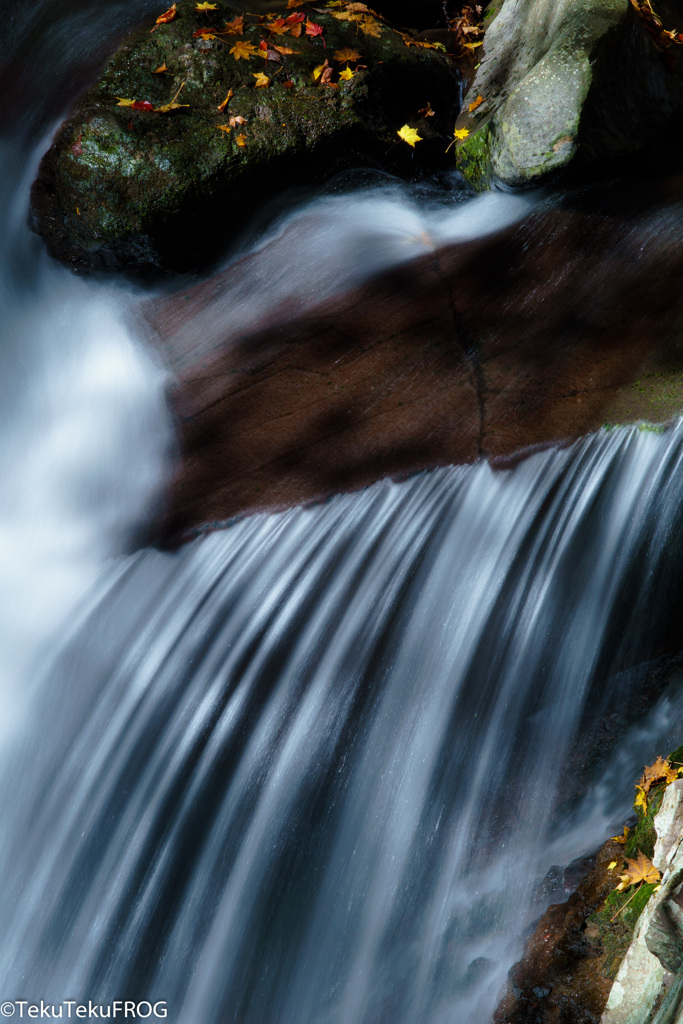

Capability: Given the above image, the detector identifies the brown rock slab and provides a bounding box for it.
[147,191,683,543]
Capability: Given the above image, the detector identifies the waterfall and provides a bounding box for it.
[2,426,683,1023]
[3,3,683,1022]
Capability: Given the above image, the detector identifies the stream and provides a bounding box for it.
[3,3,683,1023]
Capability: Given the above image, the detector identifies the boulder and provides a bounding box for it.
[30,0,460,276]
[455,0,683,189]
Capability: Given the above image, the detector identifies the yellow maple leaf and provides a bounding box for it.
[217,87,234,112]
[230,40,257,60]
[216,124,232,133]
[608,860,618,870]
[638,756,679,794]
[339,66,355,80]
[236,133,247,147]
[634,785,648,813]
[155,80,188,113]
[617,851,660,890]
[468,94,485,113]
[194,28,217,39]
[397,124,422,147]
[334,47,361,62]
[253,71,270,87]
[116,97,136,107]
[357,14,381,36]
[454,127,470,140]
[195,1,218,7]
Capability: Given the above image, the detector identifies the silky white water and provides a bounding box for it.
[2,4,683,1023]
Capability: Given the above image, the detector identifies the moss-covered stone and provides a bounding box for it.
[31,0,460,275]
[455,0,683,190]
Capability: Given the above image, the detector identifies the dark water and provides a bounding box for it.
[2,5,683,1024]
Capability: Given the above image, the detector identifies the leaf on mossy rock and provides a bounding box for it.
[230,40,258,60]
[638,755,679,794]
[617,851,660,890]
[151,3,177,31]
[397,124,422,147]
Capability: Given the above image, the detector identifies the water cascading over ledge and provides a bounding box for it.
[2,424,683,1023]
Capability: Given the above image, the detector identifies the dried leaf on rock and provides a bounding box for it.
[305,19,324,36]
[397,124,422,147]
[617,852,661,890]
[468,94,485,113]
[230,40,258,60]
[193,28,217,38]
[153,62,168,73]
[151,3,177,31]
[339,66,355,80]
[418,102,435,117]
[236,133,247,146]
[155,80,189,112]
[196,1,218,8]
[253,71,270,86]
[454,127,470,140]
[216,124,232,132]
[334,47,361,61]
[222,14,244,34]
[228,114,247,126]
[116,98,155,110]
[638,755,679,794]
[217,87,234,111]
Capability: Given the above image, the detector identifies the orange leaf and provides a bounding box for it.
[228,114,247,126]
[151,2,177,31]
[217,87,234,112]
[333,47,361,62]
[236,133,247,147]
[305,19,324,36]
[230,40,257,60]
[153,62,168,74]
[222,14,244,34]
[468,94,485,113]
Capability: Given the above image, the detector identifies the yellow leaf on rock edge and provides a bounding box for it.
[608,861,618,870]
[230,40,258,60]
[617,851,661,890]
[196,1,218,8]
[253,72,270,87]
[151,2,177,31]
[397,124,422,147]
[454,127,470,140]
[638,755,680,794]
[153,62,168,74]
[634,785,648,813]
[216,124,232,133]
[155,80,188,113]
[339,66,355,81]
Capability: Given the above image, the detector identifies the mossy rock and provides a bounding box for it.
[31,1,460,276]
[455,0,683,190]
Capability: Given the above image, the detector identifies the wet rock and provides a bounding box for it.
[146,188,683,543]
[493,836,625,1024]
[30,0,460,276]
[455,0,683,189]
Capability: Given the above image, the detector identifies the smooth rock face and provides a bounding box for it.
[147,188,683,543]
[456,0,683,188]
[30,0,459,275]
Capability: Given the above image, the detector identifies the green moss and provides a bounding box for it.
[588,881,659,979]
[455,123,492,190]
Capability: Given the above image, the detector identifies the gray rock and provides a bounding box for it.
[456,0,683,189]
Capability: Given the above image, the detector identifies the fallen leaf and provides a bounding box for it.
[282,79,294,87]
[236,133,247,146]
[116,97,155,110]
[468,94,485,113]
[267,18,290,34]
[305,18,324,35]
[222,14,244,34]
[195,1,218,7]
[193,28,217,38]
[153,62,168,73]
[216,124,232,133]
[339,65,355,80]
[357,14,381,36]
[228,114,247,126]
[155,80,189,112]
[253,71,270,86]
[638,756,679,794]
[230,40,258,60]
[608,861,618,870]
[454,127,470,140]
[418,102,435,117]
[271,42,295,53]
[217,87,234,111]
[397,124,422,147]
[611,826,630,844]
[151,2,177,31]
[334,47,361,62]
[634,785,648,813]
[617,851,661,890]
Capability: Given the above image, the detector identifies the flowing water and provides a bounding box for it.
[3,4,683,1024]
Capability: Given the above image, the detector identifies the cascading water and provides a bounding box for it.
[4,4,683,1024]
